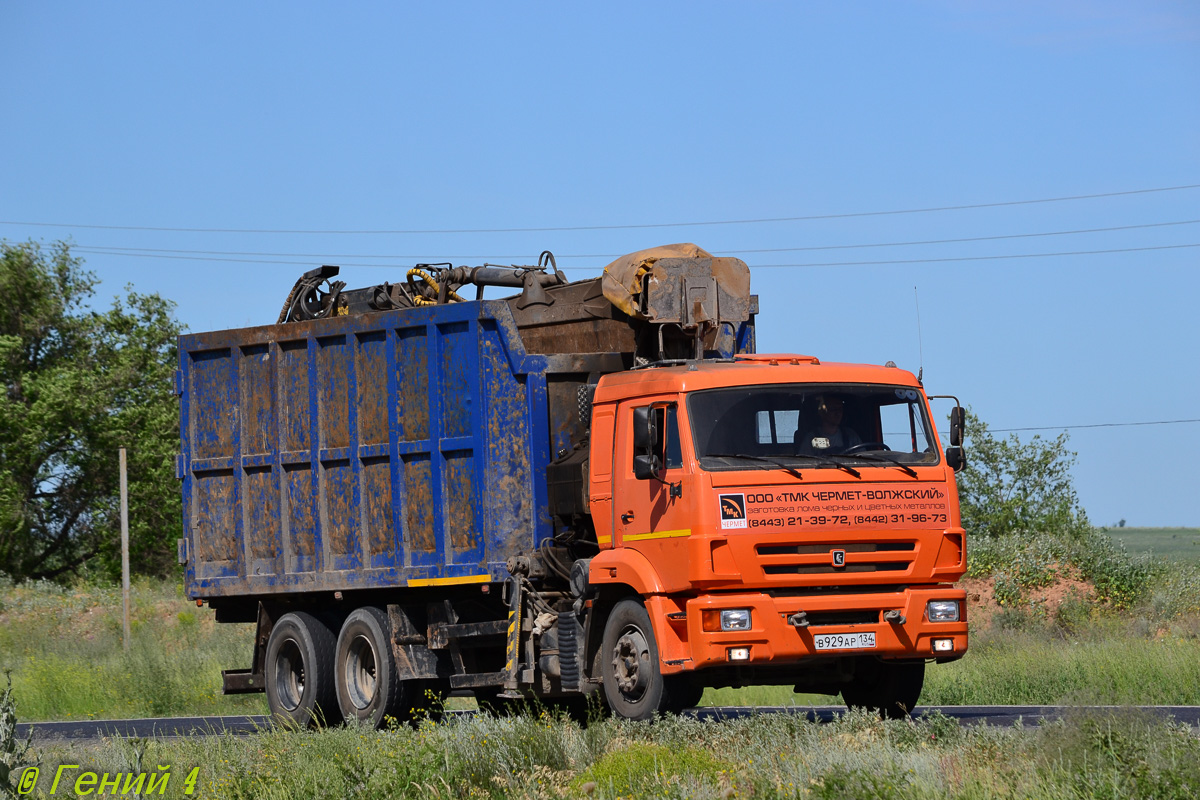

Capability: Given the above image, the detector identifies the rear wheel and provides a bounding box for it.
[335,606,409,728]
[265,611,339,728]
[601,599,666,721]
[842,658,925,720]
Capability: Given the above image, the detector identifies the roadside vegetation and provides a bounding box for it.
[0,577,261,721]
[0,241,183,584]
[14,706,1200,799]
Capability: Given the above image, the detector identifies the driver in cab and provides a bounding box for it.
[796,395,861,455]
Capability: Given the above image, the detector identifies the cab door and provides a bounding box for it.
[613,398,694,592]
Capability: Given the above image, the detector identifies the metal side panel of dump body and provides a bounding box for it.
[178,300,554,599]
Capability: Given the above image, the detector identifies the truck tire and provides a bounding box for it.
[601,599,666,721]
[842,658,925,720]
[265,611,339,728]
[335,606,407,728]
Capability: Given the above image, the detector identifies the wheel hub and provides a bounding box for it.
[345,634,379,710]
[275,639,305,712]
[611,629,650,696]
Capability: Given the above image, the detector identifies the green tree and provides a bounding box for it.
[957,409,1090,539]
[0,241,183,581]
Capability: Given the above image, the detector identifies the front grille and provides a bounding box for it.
[757,542,915,556]
[764,562,907,575]
[755,541,916,577]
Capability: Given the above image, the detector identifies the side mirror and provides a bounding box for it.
[633,454,661,480]
[949,406,965,448]
[633,407,656,452]
[632,407,662,481]
[946,446,966,472]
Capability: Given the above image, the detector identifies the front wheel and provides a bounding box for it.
[842,658,925,720]
[265,611,339,728]
[601,599,666,721]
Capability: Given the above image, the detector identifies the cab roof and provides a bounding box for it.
[593,354,923,404]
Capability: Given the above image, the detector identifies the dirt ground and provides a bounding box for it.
[961,568,1096,629]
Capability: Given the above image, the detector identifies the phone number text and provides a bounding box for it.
[749,512,947,528]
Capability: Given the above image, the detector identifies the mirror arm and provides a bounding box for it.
[655,476,683,499]
[929,394,966,448]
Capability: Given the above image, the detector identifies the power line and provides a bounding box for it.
[71,249,337,268]
[4,182,1199,235]
[73,245,566,261]
[991,419,1200,433]
[71,241,1200,270]
[69,218,1200,262]
[725,219,1200,254]
[748,242,1200,268]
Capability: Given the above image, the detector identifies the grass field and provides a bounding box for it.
[0,578,264,721]
[1104,527,1200,563]
[13,707,1200,799]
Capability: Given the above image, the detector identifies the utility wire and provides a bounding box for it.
[748,242,1200,268]
[991,419,1200,433]
[68,218,1200,262]
[69,241,1200,270]
[4,183,1199,235]
[724,219,1200,254]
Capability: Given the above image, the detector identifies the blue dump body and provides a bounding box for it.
[179,300,557,598]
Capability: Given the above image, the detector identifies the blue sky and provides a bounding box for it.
[2,2,1197,526]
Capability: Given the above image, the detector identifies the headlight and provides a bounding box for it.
[720,609,752,631]
[926,600,960,622]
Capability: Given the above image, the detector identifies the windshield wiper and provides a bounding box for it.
[704,453,860,479]
[832,451,918,478]
[703,453,804,479]
[793,453,861,479]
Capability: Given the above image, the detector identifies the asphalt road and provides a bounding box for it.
[16,706,1200,741]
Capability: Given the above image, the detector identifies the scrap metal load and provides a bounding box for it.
[276,243,756,364]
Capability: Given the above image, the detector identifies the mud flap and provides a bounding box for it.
[388,604,439,680]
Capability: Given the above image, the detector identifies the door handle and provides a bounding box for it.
[621,511,635,524]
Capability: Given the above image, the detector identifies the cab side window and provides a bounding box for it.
[663,406,683,469]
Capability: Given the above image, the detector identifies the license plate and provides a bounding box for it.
[813,631,876,651]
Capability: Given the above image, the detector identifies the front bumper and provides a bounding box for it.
[677,586,968,670]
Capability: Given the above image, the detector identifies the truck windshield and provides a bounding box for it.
[686,384,939,471]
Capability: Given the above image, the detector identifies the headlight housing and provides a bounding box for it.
[926,600,960,622]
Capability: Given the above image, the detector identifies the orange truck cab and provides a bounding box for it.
[584,354,968,719]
